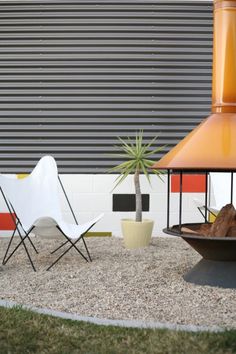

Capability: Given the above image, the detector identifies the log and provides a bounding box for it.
[181,223,211,236]
[226,226,236,237]
[208,204,236,237]
[181,226,199,235]
[198,223,212,236]
[229,217,236,227]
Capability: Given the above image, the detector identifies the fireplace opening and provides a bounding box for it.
[165,169,236,252]
[160,170,236,288]
[165,171,236,241]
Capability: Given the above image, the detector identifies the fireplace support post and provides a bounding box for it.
[231,172,234,204]
[167,170,170,230]
[204,172,208,222]
[178,171,183,232]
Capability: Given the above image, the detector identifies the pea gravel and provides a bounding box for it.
[0,236,235,329]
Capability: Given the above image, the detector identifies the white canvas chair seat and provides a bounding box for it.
[210,172,236,210]
[33,215,102,239]
[194,172,235,220]
[0,156,103,271]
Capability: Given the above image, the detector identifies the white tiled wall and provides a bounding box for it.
[57,174,205,237]
[0,173,206,237]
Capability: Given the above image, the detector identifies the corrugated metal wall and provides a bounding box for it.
[0,0,213,173]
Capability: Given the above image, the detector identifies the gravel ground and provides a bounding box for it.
[0,236,235,329]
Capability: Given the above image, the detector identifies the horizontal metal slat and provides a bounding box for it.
[0,111,210,118]
[0,5,212,12]
[0,75,212,82]
[0,103,211,110]
[0,89,211,96]
[0,1,211,6]
[0,96,211,103]
[0,123,199,131]
[0,12,212,20]
[0,61,213,67]
[0,147,166,155]
[0,137,191,145]
[0,82,212,89]
[0,33,212,39]
[0,25,213,33]
[0,116,208,124]
[0,56,213,63]
[0,130,190,138]
[0,68,212,75]
[0,47,213,54]
[0,18,212,25]
[0,39,213,47]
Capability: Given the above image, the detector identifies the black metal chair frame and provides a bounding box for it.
[0,187,37,271]
[196,205,217,220]
[0,175,92,271]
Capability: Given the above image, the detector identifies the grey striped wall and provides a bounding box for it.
[0,0,213,173]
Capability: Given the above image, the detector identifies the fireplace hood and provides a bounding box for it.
[152,0,236,171]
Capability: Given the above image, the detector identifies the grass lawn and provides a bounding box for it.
[0,306,235,354]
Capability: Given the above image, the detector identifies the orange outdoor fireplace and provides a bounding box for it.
[152,0,236,288]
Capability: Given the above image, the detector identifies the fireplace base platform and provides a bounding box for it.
[163,224,236,288]
[184,259,236,288]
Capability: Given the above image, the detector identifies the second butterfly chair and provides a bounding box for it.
[0,156,103,271]
[194,172,236,221]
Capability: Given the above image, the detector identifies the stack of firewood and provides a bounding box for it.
[181,204,236,237]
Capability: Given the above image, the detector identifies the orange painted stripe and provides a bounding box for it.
[171,174,206,193]
[0,213,16,230]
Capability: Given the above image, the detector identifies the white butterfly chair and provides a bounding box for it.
[0,156,104,271]
[210,172,236,209]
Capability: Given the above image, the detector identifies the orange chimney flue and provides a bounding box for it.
[152,0,236,171]
[212,0,236,113]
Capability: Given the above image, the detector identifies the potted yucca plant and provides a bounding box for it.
[109,130,164,249]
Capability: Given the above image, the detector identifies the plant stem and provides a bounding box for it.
[134,168,142,222]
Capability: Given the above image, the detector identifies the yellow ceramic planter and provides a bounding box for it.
[121,219,154,249]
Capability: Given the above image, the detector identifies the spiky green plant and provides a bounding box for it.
[109,130,165,222]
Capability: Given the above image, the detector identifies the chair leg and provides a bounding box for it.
[27,236,39,254]
[68,238,88,262]
[0,188,37,270]
[2,223,38,266]
[16,220,38,254]
[50,240,68,254]
[19,232,36,272]
[2,226,17,265]
[53,226,90,263]
[46,239,88,271]
[81,236,92,262]
[47,222,97,270]
[3,227,36,271]
[46,243,75,271]
[51,237,91,260]
[58,176,93,261]
[197,207,206,220]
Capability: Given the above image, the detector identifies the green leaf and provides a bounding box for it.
[140,160,151,185]
[111,162,136,191]
[144,134,159,150]
[108,160,135,174]
[108,129,166,193]
[144,144,167,157]
[118,137,135,156]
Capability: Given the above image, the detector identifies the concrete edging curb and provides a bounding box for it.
[0,299,224,333]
